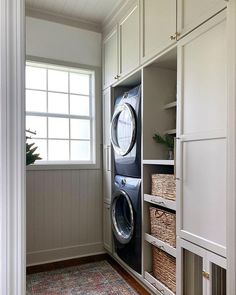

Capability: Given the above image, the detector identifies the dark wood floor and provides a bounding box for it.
[27,254,150,295]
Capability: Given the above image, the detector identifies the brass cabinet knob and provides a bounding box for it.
[170,32,180,40]
[202,271,210,280]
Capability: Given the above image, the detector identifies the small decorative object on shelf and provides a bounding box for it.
[152,247,176,293]
[26,129,41,165]
[153,132,174,160]
[151,174,176,201]
[149,207,176,248]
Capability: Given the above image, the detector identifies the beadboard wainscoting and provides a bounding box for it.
[26,169,104,266]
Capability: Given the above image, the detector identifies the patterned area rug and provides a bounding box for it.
[27,260,139,294]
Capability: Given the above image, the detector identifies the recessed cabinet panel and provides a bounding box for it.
[141,0,176,62]
[182,139,226,253]
[103,89,112,203]
[212,264,226,295]
[119,5,139,76]
[103,28,118,89]
[178,0,226,37]
[103,203,112,253]
[181,18,226,136]
[183,250,203,295]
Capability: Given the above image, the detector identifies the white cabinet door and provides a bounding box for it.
[177,238,226,295]
[103,88,112,204]
[103,203,112,253]
[177,0,226,38]
[141,0,177,63]
[176,12,227,257]
[119,4,140,77]
[103,28,118,89]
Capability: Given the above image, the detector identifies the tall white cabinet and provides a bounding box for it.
[176,11,227,258]
[102,88,112,253]
[102,1,231,294]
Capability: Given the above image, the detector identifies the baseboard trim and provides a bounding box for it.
[27,253,108,274]
[27,242,105,266]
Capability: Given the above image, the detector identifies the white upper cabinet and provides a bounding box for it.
[141,0,177,63]
[177,0,226,38]
[119,4,140,77]
[176,12,227,257]
[103,27,118,89]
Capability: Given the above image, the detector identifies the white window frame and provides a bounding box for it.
[26,60,100,170]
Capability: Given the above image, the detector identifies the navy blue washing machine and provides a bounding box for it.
[111,175,142,274]
[110,85,141,178]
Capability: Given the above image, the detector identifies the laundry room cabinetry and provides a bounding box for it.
[102,88,113,253]
[177,0,226,38]
[177,238,226,295]
[103,3,140,89]
[102,88,112,204]
[118,3,140,78]
[176,11,227,258]
[103,203,112,253]
[140,0,177,64]
[142,49,178,295]
[103,27,118,89]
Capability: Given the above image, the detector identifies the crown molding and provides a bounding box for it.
[102,0,136,35]
[26,7,102,33]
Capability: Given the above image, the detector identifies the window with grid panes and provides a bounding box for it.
[25,61,95,163]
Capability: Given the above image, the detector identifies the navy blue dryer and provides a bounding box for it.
[111,175,142,274]
[110,85,141,178]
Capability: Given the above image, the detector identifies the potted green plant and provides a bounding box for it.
[153,132,174,160]
[26,130,42,165]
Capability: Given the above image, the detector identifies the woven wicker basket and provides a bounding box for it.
[151,174,176,201]
[153,247,176,293]
[149,207,176,247]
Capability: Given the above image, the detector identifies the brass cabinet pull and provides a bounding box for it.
[170,32,180,40]
[202,271,210,280]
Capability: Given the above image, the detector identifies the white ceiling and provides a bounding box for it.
[26,0,125,26]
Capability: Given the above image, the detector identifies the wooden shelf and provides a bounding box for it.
[144,271,175,295]
[142,159,174,165]
[144,194,176,211]
[165,129,176,135]
[163,101,177,109]
[145,233,176,258]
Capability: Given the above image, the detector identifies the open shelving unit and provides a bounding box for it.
[141,47,177,295]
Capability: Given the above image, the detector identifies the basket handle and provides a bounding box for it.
[154,210,166,219]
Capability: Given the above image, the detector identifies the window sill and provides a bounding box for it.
[26,162,100,171]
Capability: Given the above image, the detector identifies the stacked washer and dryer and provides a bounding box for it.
[110,85,142,274]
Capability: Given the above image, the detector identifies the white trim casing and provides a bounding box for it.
[226,1,236,294]
[0,0,25,294]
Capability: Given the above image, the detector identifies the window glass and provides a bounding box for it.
[26,90,47,113]
[48,92,68,114]
[26,66,47,90]
[70,95,90,116]
[70,72,90,95]
[48,69,68,93]
[25,62,94,163]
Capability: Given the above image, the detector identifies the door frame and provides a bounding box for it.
[226,1,236,294]
[0,0,26,294]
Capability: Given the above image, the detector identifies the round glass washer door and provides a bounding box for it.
[110,103,136,156]
[111,190,134,244]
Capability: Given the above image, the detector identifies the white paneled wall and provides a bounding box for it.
[26,169,104,265]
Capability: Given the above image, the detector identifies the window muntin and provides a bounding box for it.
[26,62,95,164]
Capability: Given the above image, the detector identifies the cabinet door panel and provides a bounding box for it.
[119,4,139,76]
[103,88,112,204]
[103,203,112,252]
[181,18,226,136]
[178,0,226,38]
[141,0,176,63]
[182,139,226,253]
[103,28,118,88]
